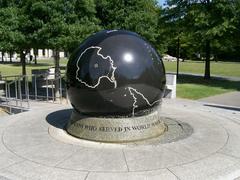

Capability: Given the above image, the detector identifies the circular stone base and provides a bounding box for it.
[50,117,192,147]
[66,110,166,143]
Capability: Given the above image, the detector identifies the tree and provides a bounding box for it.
[226,0,240,61]
[33,0,100,98]
[96,0,160,46]
[0,0,45,75]
[165,0,236,79]
[0,0,100,76]
[0,7,17,62]
[0,5,29,75]
[162,1,189,77]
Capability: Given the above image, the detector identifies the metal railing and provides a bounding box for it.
[0,72,67,114]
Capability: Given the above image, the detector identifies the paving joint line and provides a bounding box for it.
[84,171,90,180]
[54,148,78,168]
[0,159,26,172]
[218,152,240,161]
[122,149,130,172]
[167,167,181,180]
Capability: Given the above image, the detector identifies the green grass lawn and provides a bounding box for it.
[164,60,240,99]
[176,75,240,99]
[0,59,239,100]
[164,60,240,77]
[0,58,68,76]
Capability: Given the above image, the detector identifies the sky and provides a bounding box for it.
[158,0,166,6]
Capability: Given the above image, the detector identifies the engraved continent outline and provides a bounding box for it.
[127,87,161,116]
[76,46,117,88]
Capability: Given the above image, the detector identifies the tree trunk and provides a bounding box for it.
[53,50,60,100]
[1,52,4,62]
[20,51,28,96]
[34,48,37,64]
[20,51,26,76]
[204,40,211,79]
[176,36,180,79]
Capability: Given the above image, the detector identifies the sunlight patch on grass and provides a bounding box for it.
[164,61,240,77]
[0,58,68,76]
[176,75,240,99]
[177,84,230,99]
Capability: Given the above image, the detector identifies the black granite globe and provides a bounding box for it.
[66,30,166,117]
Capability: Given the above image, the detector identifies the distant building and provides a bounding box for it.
[0,49,66,62]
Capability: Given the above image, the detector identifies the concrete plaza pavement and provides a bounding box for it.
[0,99,240,179]
[199,91,240,108]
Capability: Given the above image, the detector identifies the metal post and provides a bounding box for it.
[66,89,69,104]
[7,84,10,105]
[0,73,68,110]
[34,74,37,100]
[25,76,30,108]
[59,75,62,103]
[15,80,18,106]
[5,77,8,103]
[24,76,27,99]
[18,79,22,108]
[51,79,54,102]
[46,75,49,102]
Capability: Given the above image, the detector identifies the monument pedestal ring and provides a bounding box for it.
[67,110,166,143]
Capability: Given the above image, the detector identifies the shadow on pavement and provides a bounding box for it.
[204,104,240,112]
[46,109,72,129]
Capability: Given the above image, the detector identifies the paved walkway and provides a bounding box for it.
[199,91,240,108]
[0,99,240,179]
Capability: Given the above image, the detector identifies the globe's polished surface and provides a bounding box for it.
[66,30,166,117]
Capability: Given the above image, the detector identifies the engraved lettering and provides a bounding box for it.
[124,127,131,132]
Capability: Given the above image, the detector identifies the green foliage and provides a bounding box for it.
[96,0,160,45]
[0,0,101,75]
[187,0,235,41]
[0,0,239,68]
[0,0,100,53]
[164,0,238,60]
[0,7,24,53]
[164,0,239,79]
